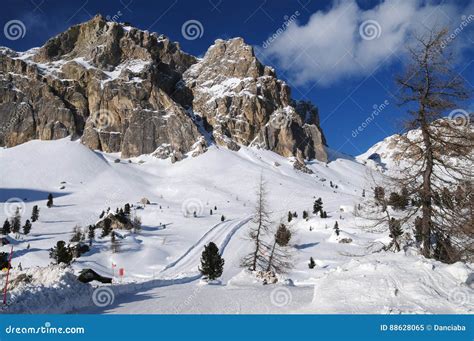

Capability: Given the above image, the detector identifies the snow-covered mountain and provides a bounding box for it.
[0,14,326,163]
[0,16,472,315]
[0,137,472,314]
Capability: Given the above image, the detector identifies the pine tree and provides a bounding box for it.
[88,225,95,246]
[47,193,53,208]
[124,203,131,216]
[2,219,11,235]
[313,198,323,214]
[302,211,308,219]
[31,205,39,222]
[49,240,73,265]
[265,223,292,273]
[22,219,32,235]
[99,210,105,219]
[333,221,340,236]
[210,209,213,215]
[101,218,112,237]
[287,211,293,222]
[362,189,366,197]
[70,225,83,243]
[308,257,316,269]
[220,215,225,222]
[199,242,224,280]
[10,207,21,234]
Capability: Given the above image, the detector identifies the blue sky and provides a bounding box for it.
[1,0,473,155]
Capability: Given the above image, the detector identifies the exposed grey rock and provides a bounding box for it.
[0,15,327,162]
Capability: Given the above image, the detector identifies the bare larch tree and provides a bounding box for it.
[395,27,473,262]
[241,174,272,271]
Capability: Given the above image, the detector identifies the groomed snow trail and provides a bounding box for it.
[159,216,252,279]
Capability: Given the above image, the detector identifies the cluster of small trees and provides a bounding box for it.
[2,205,40,236]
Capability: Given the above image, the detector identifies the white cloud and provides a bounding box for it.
[258,0,471,86]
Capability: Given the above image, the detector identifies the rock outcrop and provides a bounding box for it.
[0,15,327,162]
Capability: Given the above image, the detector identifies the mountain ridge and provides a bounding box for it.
[0,14,327,163]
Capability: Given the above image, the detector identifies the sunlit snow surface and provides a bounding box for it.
[0,138,472,314]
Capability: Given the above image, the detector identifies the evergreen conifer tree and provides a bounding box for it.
[49,241,73,265]
[199,242,224,280]
[2,219,11,235]
[11,207,21,233]
[47,193,53,208]
[31,205,39,222]
[22,219,32,235]
[334,221,340,236]
[313,198,323,214]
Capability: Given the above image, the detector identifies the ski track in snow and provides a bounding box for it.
[1,138,472,314]
[160,216,252,278]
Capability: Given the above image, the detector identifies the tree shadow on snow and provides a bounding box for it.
[294,242,319,250]
[0,188,71,202]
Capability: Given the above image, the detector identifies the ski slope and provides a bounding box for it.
[0,138,472,314]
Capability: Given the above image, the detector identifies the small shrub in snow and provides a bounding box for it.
[22,220,32,235]
[31,205,39,222]
[47,193,53,208]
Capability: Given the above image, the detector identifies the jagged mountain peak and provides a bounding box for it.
[0,16,327,163]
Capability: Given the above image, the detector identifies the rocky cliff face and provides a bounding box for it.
[0,15,327,162]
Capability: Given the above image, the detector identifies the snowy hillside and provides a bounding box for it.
[0,138,472,314]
